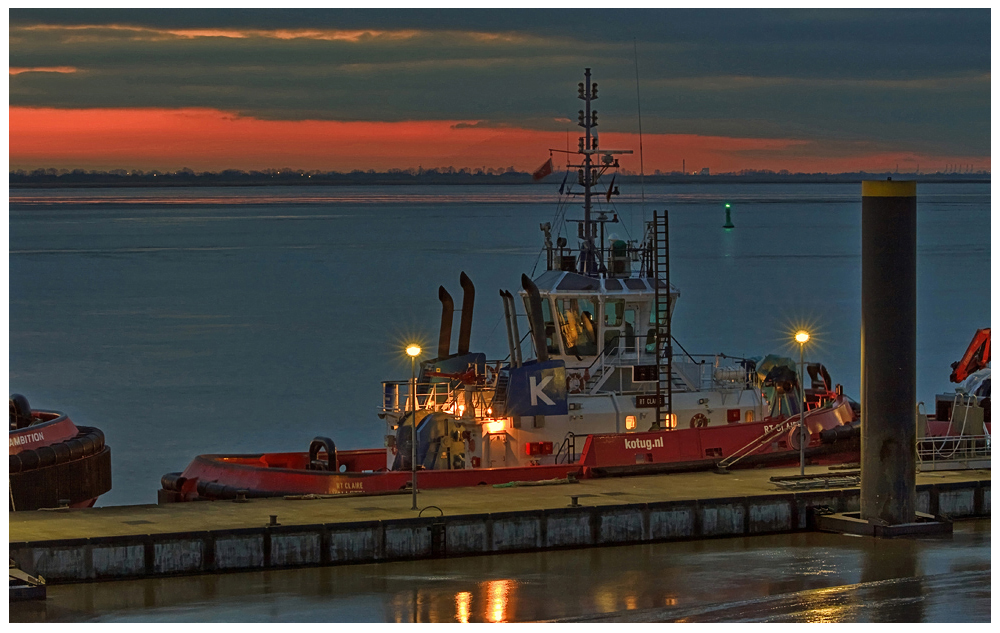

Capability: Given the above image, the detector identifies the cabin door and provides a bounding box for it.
[603,300,641,361]
[487,432,509,468]
[604,299,639,360]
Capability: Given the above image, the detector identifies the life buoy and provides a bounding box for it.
[567,372,584,394]
[689,413,709,428]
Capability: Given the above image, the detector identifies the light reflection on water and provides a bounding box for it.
[10,520,989,623]
[454,590,471,623]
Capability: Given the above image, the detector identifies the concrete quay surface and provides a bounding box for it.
[9,466,990,584]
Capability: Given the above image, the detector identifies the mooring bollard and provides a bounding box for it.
[569,496,580,507]
[234,490,249,503]
[268,514,279,526]
[860,179,917,526]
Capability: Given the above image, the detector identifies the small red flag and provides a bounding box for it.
[532,158,553,181]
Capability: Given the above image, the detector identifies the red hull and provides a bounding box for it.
[9,408,112,511]
[163,399,861,502]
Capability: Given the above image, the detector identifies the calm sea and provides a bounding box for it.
[8,182,990,506]
[10,519,991,622]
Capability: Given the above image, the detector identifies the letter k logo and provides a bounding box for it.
[529,375,555,406]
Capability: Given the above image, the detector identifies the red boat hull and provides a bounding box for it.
[9,409,113,511]
[162,399,861,502]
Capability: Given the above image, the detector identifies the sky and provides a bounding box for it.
[8,8,991,174]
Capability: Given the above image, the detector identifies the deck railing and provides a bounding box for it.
[917,434,991,471]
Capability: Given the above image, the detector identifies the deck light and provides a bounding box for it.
[406,344,422,510]
[794,330,810,474]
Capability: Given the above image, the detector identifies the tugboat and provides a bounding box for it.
[160,69,859,503]
[9,394,112,510]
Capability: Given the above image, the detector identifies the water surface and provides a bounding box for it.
[9,519,990,622]
[8,183,991,505]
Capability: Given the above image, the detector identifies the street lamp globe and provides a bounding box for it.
[406,344,421,357]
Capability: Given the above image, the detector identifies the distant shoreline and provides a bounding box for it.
[8,172,989,189]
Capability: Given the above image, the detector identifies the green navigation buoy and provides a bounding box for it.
[723,202,735,229]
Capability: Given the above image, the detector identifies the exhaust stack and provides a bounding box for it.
[521,274,549,362]
[458,272,475,355]
[437,286,454,359]
[500,290,523,367]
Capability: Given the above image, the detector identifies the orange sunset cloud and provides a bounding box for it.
[9,107,982,174]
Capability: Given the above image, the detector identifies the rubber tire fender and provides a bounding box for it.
[64,438,83,461]
[51,441,71,463]
[17,450,39,471]
[36,445,57,469]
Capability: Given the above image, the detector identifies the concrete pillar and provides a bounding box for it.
[860,179,917,525]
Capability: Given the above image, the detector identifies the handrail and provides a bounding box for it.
[554,432,577,464]
[499,330,533,364]
[718,417,799,469]
[917,433,990,469]
[669,336,698,365]
[582,334,626,377]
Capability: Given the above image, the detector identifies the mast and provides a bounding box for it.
[580,67,596,275]
[543,69,631,276]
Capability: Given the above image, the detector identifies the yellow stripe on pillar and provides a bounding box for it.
[862,180,916,197]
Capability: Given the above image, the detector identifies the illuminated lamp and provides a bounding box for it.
[484,419,506,434]
[625,415,637,430]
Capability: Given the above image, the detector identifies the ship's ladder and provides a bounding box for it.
[653,209,672,429]
[490,370,510,414]
[718,417,799,470]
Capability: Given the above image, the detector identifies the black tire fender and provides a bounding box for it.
[51,441,71,463]
[17,450,39,471]
[36,445,57,468]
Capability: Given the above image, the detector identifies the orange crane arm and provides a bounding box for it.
[950,328,991,383]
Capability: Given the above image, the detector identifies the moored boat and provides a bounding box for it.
[160,69,861,503]
[9,394,112,511]
[916,329,991,470]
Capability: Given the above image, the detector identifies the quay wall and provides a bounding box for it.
[10,480,990,584]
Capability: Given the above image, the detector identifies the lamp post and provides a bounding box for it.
[406,344,421,510]
[795,330,809,475]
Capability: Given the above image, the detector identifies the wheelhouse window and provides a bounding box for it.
[604,299,624,352]
[556,297,597,357]
[646,304,658,353]
[538,297,562,355]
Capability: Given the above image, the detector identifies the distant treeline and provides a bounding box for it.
[9,167,990,188]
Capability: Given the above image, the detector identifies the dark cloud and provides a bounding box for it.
[8,9,990,157]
